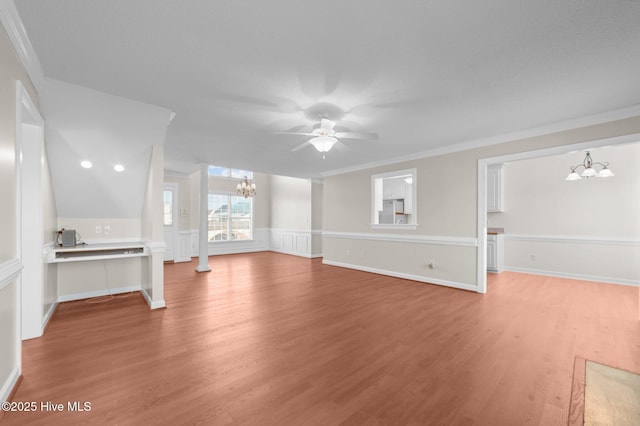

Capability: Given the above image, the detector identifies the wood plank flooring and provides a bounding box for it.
[3,252,639,425]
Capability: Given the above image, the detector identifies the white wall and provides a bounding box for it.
[57,218,142,243]
[57,257,142,300]
[41,79,171,218]
[322,115,640,291]
[488,143,640,284]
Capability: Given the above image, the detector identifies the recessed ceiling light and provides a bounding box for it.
[114,164,125,172]
[80,160,93,169]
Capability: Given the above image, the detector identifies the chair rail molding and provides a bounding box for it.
[504,234,640,246]
[323,231,477,247]
[0,258,22,291]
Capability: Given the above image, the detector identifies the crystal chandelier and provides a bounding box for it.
[236,176,256,198]
[566,151,614,181]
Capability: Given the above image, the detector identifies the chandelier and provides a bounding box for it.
[566,151,614,181]
[236,176,256,198]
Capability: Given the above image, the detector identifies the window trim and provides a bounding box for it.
[207,192,255,243]
[370,168,418,230]
[208,165,253,180]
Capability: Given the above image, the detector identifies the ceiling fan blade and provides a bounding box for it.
[334,132,378,140]
[274,132,316,136]
[320,118,336,131]
[291,141,311,152]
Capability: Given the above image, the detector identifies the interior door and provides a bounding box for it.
[163,184,177,261]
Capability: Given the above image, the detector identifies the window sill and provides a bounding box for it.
[370,224,418,230]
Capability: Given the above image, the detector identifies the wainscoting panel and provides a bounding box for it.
[283,234,294,251]
[296,236,309,254]
[270,229,322,258]
[0,258,21,404]
[186,228,321,259]
[175,231,191,263]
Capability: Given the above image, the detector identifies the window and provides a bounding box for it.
[208,165,253,179]
[163,190,173,226]
[207,193,252,241]
[371,168,417,228]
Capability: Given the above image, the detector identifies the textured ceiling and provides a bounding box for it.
[14,0,640,178]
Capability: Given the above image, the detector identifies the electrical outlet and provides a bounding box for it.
[104,225,110,235]
[95,225,102,234]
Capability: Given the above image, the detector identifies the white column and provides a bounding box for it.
[196,163,211,272]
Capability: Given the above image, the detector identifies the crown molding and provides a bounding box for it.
[0,0,45,92]
[321,103,640,178]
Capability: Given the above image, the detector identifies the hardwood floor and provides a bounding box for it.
[3,252,639,425]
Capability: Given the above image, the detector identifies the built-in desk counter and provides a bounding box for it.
[47,242,148,263]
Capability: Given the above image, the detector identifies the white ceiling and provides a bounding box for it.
[14,0,640,179]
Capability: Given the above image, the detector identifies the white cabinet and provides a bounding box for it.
[487,234,504,272]
[487,164,505,212]
[383,177,405,200]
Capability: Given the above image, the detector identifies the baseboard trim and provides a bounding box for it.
[141,288,166,309]
[322,259,479,292]
[209,247,268,256]
[42,301,58,332]
[269,248,322,259]
[505,266,639,287]
[57,285,141,303]
[0,366,21,404]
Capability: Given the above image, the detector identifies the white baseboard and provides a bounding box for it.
[141,288,166,309]
[0,366,20,403]
[57,285,141,303]
[322,259,479,292]
[504,266,640,287]
[42,301,58,330]
[210,246,268,256]
[269,248,322,259]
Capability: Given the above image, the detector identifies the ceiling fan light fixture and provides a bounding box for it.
[309,136,337,152]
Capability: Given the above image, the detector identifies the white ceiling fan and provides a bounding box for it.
[277,118,378,153]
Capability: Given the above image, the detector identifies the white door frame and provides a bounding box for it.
[163,182,179,262]
[16,81,45,340]
[476,132,640,293]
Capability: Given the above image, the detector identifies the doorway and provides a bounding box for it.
[163,182,178,261]
[476,132,640,294]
